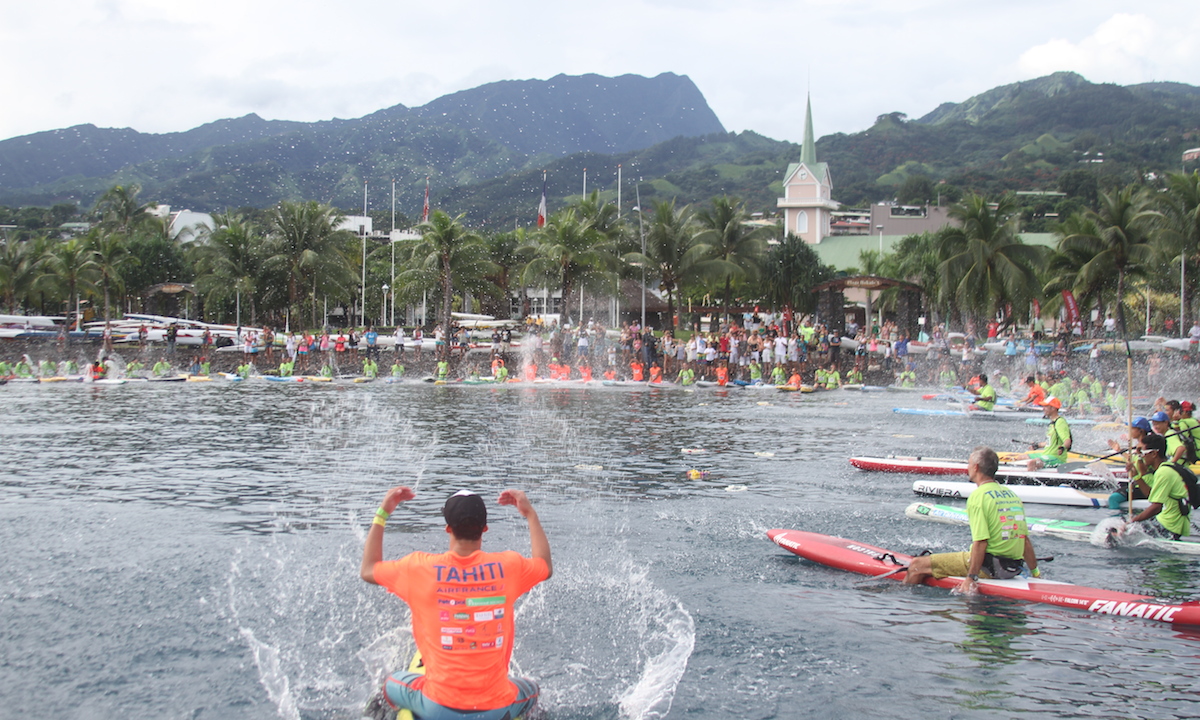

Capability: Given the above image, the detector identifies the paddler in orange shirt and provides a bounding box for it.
[648,362,663,384]
[787,370,803,388]
[630,359,645,382]
[603,367,617,381]
[715,360,730,387]
[579,363,593,382]
[1018,375,1046,408]
[523,362,538,381]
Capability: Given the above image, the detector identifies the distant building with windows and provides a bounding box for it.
[777,96,838,244]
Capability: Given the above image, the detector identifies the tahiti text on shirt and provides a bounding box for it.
[434,562,506,583]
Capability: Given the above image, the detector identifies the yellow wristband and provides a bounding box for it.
[373,516,387,527]
[1032,567,1041,578]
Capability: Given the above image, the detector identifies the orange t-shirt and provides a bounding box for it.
[524,364,538,381]
[579,366,592,382]
[373,550,550,710]
[649,366,662,383]
[630,362,644,381]
[715,366,729,386]
[1024,383,1046,405]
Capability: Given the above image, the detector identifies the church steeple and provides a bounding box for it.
[800,93,817,166]
[777,92,836,245]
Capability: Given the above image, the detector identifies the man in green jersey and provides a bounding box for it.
[770,363,787,386]
[1027,396,1072,470]
[748,360,763,384]
[678,363,695,386]
[1125,433,1191,541]
[905,446,1040,593]
[969,373,996,411]
[823,363,841,390]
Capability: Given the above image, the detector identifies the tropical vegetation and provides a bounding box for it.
[6,169,1200,339]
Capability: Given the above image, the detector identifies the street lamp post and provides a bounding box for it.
[382,284,389,328]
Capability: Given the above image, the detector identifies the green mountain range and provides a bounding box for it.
[2,71,1199,226]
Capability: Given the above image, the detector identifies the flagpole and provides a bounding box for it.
[422,176,430,224]
[361,180,368,326]
[617,164,622,217]
[636,179,645,329]
[583,168,587,197]
[391,179,396,327]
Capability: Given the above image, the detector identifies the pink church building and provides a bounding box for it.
[777,96,839,244]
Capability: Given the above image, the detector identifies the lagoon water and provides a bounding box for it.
[3,380,1200,719]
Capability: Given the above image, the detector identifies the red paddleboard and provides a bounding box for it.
[766,529,1200,627]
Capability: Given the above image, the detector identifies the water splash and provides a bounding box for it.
[516,554,695,720]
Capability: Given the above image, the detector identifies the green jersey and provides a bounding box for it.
[679,368,695,386]
[1043,416,1071,459]
[968,481,1029,559]
[824,370,840,390]
[437,360,449,379]
[975,384,996,412]
[392,363,406,377]
[771,366,786,385]
[749,363,762,380]
[1148,464,1191,537]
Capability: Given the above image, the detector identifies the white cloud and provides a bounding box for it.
[0,1,1197,146]
[1019,13,1200,86]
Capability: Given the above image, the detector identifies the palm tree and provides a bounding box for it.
[86,229,138,321]
[695,196,768,324]
[39,238,98,327]
[94,184,155,235]
[574,191,625,243]
[481,229,531,318]
[885,232,944,321]
[266,200,356,327]
[858,249,885,332]
[522,208,618,325]
[1157,171,1200,321]
[1042,212,1111,324]
[400,210,488,337]
[935,193,1044,328]
[192,213,265,325]
[1058,186,1161,338]
[623,200,720,330]
[762,233,831,319]
[0,237,49,313]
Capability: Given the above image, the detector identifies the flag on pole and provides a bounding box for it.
[421,177,430,223]
[537,172,547,228]
[1061,290,1080,325]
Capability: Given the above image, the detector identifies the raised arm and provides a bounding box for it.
[499,489,552,578]
[361,486,415,585]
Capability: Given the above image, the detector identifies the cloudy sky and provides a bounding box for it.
[1,1,1196,145]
